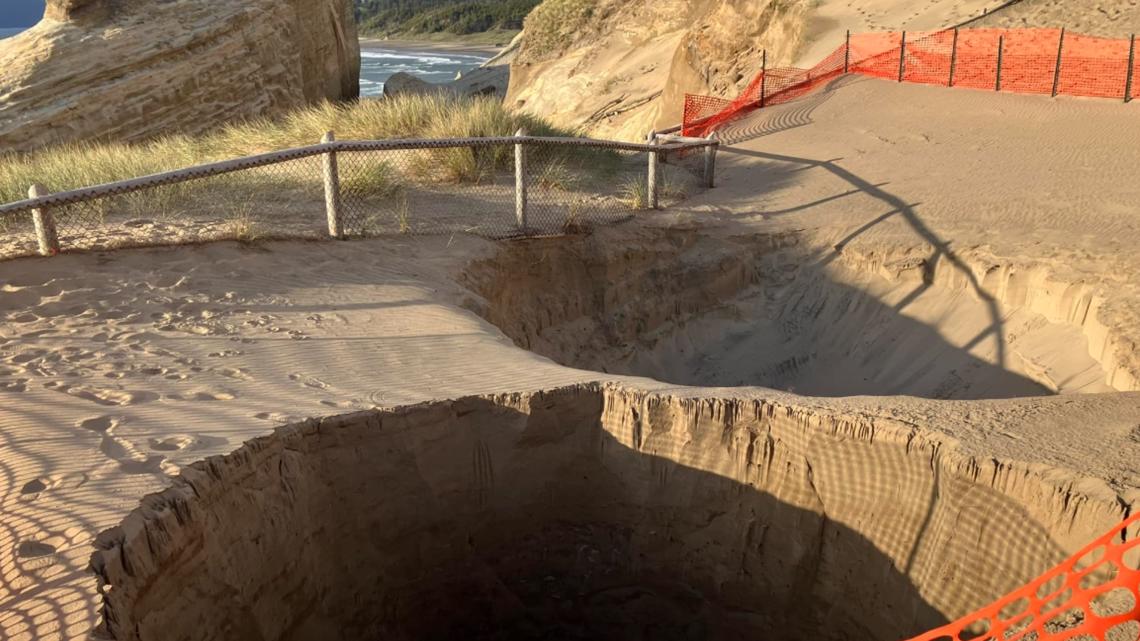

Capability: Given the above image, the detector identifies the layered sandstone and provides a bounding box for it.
[0,0,360,152]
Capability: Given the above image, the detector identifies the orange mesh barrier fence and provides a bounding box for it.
[906,511,1140,641]
[683,28,1139,138]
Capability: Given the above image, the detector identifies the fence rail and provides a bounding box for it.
[0,134,719,260]
[684,26,1139,138]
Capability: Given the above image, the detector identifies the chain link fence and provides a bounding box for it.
[0,135,717,261]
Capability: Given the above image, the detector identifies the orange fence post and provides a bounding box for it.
[996,34,1005,91]
[949,28,959,87]
[898,31,907,82]
[760,49,768,107]
[844,30,851,73]
[1052,27,1066,96]
[1127,34,1136,102]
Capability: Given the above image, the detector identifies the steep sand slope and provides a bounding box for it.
[507,0,994,139]
[2,79,1140,639]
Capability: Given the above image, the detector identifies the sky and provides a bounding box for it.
[0,0,44,28]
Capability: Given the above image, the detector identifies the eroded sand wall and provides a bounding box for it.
[460,229,1124,396]
[92,385,1130,641]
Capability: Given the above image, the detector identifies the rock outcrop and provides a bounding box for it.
[0,0,360,152]
[505,0,996,140]
[381,66,509,99]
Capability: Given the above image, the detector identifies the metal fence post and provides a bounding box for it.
[844,30,851,73]
[1052,28,1066,97]
[760,50,768,107]
[321,131,344,239]
[898,31,907,82]
[949,28,959,87]
[1126,34,1136,103]
[28,184,60,257]
[514,128,528,230]
[703,133,719,189]
[646,133,660,210]
[996,34,1005,91]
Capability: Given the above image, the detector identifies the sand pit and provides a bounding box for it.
[92,385,1134,641]
[462,228,1112,398]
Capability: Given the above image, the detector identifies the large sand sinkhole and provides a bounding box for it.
[461,228,1114,398]
[92,385,1123,641]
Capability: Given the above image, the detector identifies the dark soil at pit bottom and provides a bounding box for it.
[389,523,788,641]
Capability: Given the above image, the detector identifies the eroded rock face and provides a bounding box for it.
[91,385,1134,641]
[0,0,360,152]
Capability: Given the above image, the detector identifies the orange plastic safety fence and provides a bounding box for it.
[683,28,1139,138]
[905,511,1140,641]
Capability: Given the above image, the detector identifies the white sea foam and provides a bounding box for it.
[358,46,491,97]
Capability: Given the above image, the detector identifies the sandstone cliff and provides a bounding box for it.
[505,0,997,140]
[0,0,360,152]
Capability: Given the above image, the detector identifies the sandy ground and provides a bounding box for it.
[972,0,1140,37]
[2,78,1140,639]
[796,0,995,64]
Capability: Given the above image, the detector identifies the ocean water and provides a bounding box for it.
[0,29,489,96]
[360,48,491,97]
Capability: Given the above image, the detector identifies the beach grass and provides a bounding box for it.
[0,94,571,203]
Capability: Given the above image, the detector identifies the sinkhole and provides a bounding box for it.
[92,386,1117,641]
[460,228,1114,398]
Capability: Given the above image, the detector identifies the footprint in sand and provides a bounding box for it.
[164,383,237,399]
[15,540,59,575]
[289,373,330,390]
[148,433,227,453]
[13,528,88,582]
[100,433,167,474]
[0,378,28,392]
[212,367,251,381]
[253,411,307,424]
[320,399,370,411]
[44,381,159,406]
[77,415,121,433]
[19,472,89,502]
[8,348,47,364]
